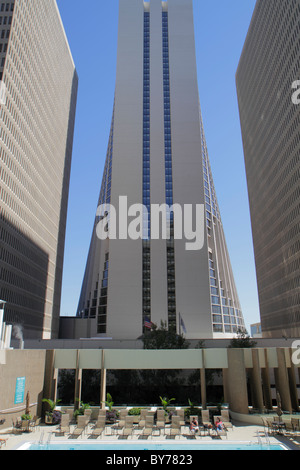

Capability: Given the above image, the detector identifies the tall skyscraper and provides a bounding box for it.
[236,0,300,338]
[77,0,245,340]
[0,0,78,339]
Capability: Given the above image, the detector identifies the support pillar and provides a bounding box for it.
[53,369,58,404]
[42,350,56,417]
[222,368,230,404]
[261,349,273,411]
[200,368,206,410]
[274,348,292,414]
[288,348,299,412]
[100,350,106,410]
[227,349,249,414]
[250,349,264,412]
[74,350,82,410]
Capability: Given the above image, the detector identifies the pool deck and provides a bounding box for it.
[1,420,299,450]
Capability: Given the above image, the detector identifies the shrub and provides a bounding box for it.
[21,414,32,421]
[52,410,62,425]
[128,408,141,416]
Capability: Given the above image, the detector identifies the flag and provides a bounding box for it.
[144,317,152,330]
[179,313,187,334]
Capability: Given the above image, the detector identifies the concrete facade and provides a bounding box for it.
[0,0,78,340]
[76,0,245,341]
[236,0,300,338]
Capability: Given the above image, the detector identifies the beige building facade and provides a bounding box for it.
[77,0,245,341]
[236,0,300,338]
[0,0,78,339]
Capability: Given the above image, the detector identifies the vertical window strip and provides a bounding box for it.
[142,11,151,331]
[162,11,176,331]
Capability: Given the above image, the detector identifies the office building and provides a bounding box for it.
[0,0,78,339]
[236,0,300,338]
[76,0,245,340]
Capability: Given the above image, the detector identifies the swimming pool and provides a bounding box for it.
[17,440,288,451]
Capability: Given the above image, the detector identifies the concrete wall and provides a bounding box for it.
[0,350,46,431]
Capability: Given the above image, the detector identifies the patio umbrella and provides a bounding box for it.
[25,391,30,416]
[276,391,283,422]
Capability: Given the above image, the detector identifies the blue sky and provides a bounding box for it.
[57,0,259,332]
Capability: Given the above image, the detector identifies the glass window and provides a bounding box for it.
[211,295,220,305]
[213,324,223,333]
[213,314,222,323]
[212,305,221,314]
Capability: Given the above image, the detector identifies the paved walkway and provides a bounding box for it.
[1,421,299,450]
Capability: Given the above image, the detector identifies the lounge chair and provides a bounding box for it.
[136,409,148,429]
[265,419,277,435]
[93,409,106,423]
[221,410,233,429]
[189,415,201,436]
[120,416,135,439]
[139,416,154,439]
[57,414,70,436]
[29,416,41,431]
[201,410,212,431]
[12,419,22,435]
[156,410,165,432]
[66,408,75,423]
[84,409,92,423]
[71,415,87,438]
[119,409,128,419]
[21,420,30,433]
[112,416,126,435]
[90,416,106,439]
[166,415,181,439]
[291,418,300,435]
[213,416,227,438]
[0,438,7,449]
[176,409,185,426]
[284,420,295,437]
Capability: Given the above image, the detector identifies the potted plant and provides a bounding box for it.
[42,398,61,425]
[184,399,202,421]
[73,400,91,420]
[159,396,176,422]
[102,393,119,423]
[21,413,32,421]
[128,408,141,423]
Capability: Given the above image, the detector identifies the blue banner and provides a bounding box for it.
[14,377,26,405]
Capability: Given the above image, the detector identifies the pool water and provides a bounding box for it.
[21,441,287,451]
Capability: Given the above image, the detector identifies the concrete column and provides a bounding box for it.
[200,369,206,410]
[42,350,56,417]
[288,348,299,412]
[100,350,106,410]
[227,349,249,414]
[250,349,264,412]
[274,348,292,414]
[74,350,82,410]
[53,369,58,404]
[261,369,272,410]
[222,368,230,404]
[261,349,273,411]
[0,304,4,347]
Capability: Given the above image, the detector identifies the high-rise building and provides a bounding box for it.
[0,0,78,339]
[236,0,300,338]
[77,0,245,340]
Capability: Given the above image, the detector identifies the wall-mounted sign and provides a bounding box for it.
[14,377,26,405]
